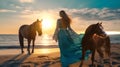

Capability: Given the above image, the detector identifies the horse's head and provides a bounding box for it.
[34,19,42,36]
[92,22,106,36]
[95,22,106,35]
[85,22,106,36]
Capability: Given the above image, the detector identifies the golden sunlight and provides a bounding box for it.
[42,18,54,30]
[106,31,120,35]
[41,34,50,46]
[35,48,59,54]
[40,14,56,34]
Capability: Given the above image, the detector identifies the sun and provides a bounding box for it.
[40,15,56,34]
[42,18,53,30]
[34,11,57,34]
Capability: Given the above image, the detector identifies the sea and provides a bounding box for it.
[0,34,120,49]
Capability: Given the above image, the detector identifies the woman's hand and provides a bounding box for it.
[53,34,58,42]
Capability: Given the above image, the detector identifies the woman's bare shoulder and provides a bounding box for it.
[57,19,61,21]
[57,19,61,23]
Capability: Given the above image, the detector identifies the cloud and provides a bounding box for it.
[17,8,120,31]
[0,9,16,12]
[19,0,34,3]
[21,9,33,14]
[67,8,120,21]
[17,7,120,21]
[19,9,59,20]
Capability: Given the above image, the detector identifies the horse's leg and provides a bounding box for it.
[91,49,95,67]
[32,39,35,53]
[27,39,31,54]
[105,36,112,67]
[79,48,86,67]
[19,33,24,53]
[97,48,104,66]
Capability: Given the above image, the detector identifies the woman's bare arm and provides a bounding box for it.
[53,19,59,42]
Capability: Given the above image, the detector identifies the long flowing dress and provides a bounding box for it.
[54,20,91,67]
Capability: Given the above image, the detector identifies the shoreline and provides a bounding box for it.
[0,43,119,49]
[0,45,58,49]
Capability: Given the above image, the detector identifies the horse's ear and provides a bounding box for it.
[97,22,99,25]
[37,19,39,22]
[97,22,102,25]
[100,22,102,25]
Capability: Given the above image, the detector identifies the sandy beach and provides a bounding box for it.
[0,44,120,67]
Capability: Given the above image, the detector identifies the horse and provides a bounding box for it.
[79,22,112,67]
[19,19,42,54]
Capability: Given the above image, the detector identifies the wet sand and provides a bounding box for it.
[0,44,120,67]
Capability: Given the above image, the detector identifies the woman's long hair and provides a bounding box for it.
[60,10,71,27]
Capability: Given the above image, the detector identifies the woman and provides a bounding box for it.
[53,10,90,67]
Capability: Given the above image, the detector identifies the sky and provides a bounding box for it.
[0,0,120,34]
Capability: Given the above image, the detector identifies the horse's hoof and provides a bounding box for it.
[89,64,96,67]
[32,52,34,53]
[109,64,113,67]
[21,51,24,53]
[79,65,82,67]
[28,52,31,55]
[97,65,104,67]
[79,63,83,67]
[28,53,31,55]
[32,51,34,53]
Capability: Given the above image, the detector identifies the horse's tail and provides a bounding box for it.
[19,31,24,53]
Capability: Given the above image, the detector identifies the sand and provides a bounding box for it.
[0,44,120,67]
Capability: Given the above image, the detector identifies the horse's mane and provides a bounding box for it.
[31,21,37,25]
[30,19,40,26]
[84,24,96,37]
[30,21,39,28]
[84,23,105,39]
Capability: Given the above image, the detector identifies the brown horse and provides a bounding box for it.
[19,19,42,54]
[79,23,111,67]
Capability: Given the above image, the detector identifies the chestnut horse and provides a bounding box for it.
[79,23,111,67]
[19,19,42,54]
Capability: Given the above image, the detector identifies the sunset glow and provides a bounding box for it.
[35,48,59,54]
[39,12,57,34]
[0,0,120,34]
[106,31,120,35]
[41,34,50,46]
[42,18,54,30]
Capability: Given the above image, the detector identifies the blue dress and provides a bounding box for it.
[57,23,91,67]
